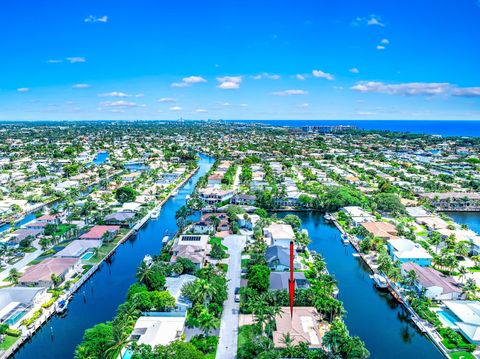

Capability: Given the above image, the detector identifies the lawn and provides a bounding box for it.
[86,229,129,264]
[209,236,228,250]
[450,351,476,359]
[0,334,19,351]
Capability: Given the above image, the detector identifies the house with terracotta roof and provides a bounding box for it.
[79,225,120,241]
[272,307,329,349]
[361,222,399,241]
[18,257,80,287]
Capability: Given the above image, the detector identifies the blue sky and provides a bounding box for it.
[1,0,480,121]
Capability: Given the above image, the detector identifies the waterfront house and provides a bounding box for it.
[415,216,449,231]
[121,201,142,213]
[25,221,48,232]
[263,223,295,248]
[272,307,327,349]
[269,272,310,291]
[265,245,301,271]
[7,229,43,247]
[170,235,209,268]
[420,192,480,211]
[0,287,47,325]
[104,211,136,227]
[341,206,375,226]
[387,238,433,266]
[164,274,197,312]
[54,239,102,259]
[441,301,480,344]
[191,220,214,234]
[207,173,223,186]
[18,257,80,287]
[36,214,62,225]
[79,225,120,241]
[401,262,463,301]
[198,188,235,205]
[406,206,432,218]
[361,222,399,241]
[236,213,260,230]
[128,312,186,348]
[230,194,256,206]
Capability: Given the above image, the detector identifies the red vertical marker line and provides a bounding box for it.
[289,240,295,319]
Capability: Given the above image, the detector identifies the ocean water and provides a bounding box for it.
[230,120,480,137]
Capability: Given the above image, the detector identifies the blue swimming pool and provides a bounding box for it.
[80,252,94,260]
[6,310,27,325]
[437,310,459,327]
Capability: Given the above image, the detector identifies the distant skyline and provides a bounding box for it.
[1,0,480,121]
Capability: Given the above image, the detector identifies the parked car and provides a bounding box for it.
[234,287,240,302]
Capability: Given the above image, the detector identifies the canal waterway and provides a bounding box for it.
[276,211,444,359]
[12,153,214,359]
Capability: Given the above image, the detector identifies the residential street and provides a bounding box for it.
[0,238,42,284]
[216,234,247,359]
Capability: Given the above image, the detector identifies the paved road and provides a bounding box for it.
[0,238,42,284]
[216,234,246,359]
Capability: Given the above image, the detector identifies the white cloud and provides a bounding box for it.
[298,103,309,108]
[99,92,130,97]
[351,81,451,96]
[158,97,176,103]
[352,14,385,27]
[252,73,280,80]
[272,89,308,96]
[101,100,140,107]
[73,83,90,89]
[195,108,208,113]
[217,76,242,89]
[66,57,86,63]
[169,106,182,111]
[349,68,360,74]
[172,76,207,88]
[17,88,29,92]
[452,87,480,97]
[296,74,306,81]
[240,103,248,107]
[135,93,144,98]
[376,45,385,50]
[47,59,63,64]
[222,102,231,106]
[381,38,390,45]
[312,69,334,80]
[84,15,108,23]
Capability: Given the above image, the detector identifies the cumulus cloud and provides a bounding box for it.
[296,74,306,80]
[47,59,63,64]
[381,38,390,45]
[73,83,90,88]
[298,103,309,108]
[312,69,334,80]
[158,97,176,103]
[376,45,385,50]
[171,76,207,88]
[251,73,280,80]
[351,81,451,96]
[353,14,385,27]
[84,15,108,23]
[169,106,182,111]
[66,57,86,63]
[101,100,141,107]
[349,68,360,74]
[195,108,208,113]
[217,76,242,89]
[272,89,308,96]
[17,88,29,92]
[99,92,130,97]
[452,87,480,97]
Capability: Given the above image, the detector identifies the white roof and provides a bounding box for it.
[177,234,209,248]
[406,206,432,218]
[132,314,186,346]
[165,274,197,303]
[388,238,432,260]
[342,206,373,218]
[265,223,295,240]
[444,301,480,326]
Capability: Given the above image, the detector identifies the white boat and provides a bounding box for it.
[56,298,69,314]
[143,255,153,267]
[150,208,160,219]
[162,235,169,243]
[324,213,334,221]
[372,273,388,289]
[171,189,178,196]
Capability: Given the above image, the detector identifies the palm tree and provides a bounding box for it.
[7,268,20,284]
[280,333,296,357]
[197,309,219,335]
[193,279,218,306]
[105,320,132,359]
[458,266,468,284]
[406,270,418,288]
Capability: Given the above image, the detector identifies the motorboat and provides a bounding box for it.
[150,208,160,219]
[372,273,388,289]
[56,298,69,314]
[162,235,169,243]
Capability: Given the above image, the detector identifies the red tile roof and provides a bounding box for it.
[79,225,120,239]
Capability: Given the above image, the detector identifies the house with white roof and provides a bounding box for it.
[342,206,375,226]
[387,238,433,266]
[263,223,295,248]
[164,274,197,312]
[442,301,480,344]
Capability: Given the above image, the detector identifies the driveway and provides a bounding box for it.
[0,238,42,284]
[216,234,247,359]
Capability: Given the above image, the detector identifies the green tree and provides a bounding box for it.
[115,186,137,203]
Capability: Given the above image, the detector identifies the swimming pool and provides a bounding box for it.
[5,310,27,325]
[81,251,94,260]
[437,310,459,328]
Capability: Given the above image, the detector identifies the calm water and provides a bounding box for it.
[231,120,480,137]
[277,211,443,359]
[448,212,480,235]
[13,154,214,359]
[92,151,109,165]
